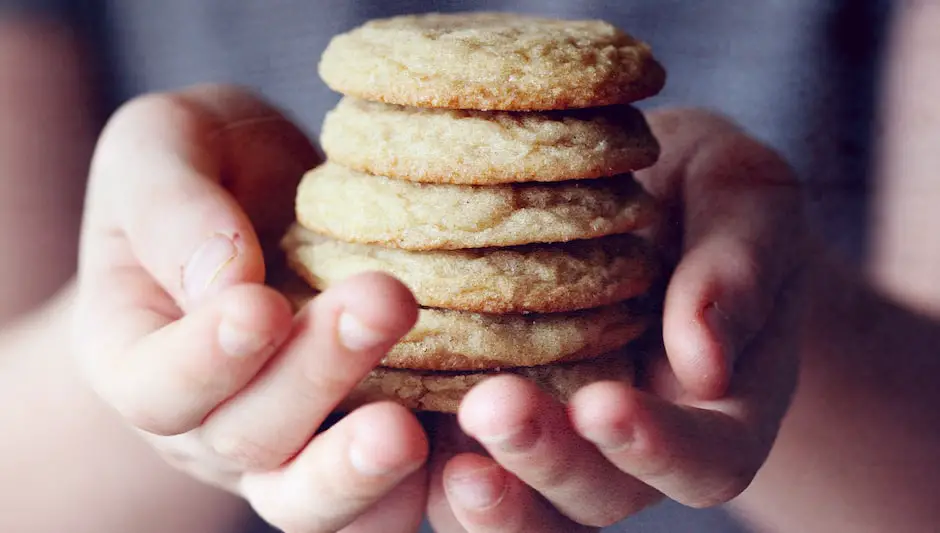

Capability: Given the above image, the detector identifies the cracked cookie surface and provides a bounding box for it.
[283,224,659,313]
[321,97,660,184]
[295,162,658,250]
[340,353,637,413]
[319,12,666,110]
[283,279,650,370]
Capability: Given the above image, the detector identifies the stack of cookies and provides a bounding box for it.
[281,12,667,413]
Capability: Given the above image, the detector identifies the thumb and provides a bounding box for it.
[639,109,805,400]
[81,85,319,310]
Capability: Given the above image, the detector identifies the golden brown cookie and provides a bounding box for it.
[390,303,648,370]
[338,353,637,414]
[321,97,660,184]
[283,224,659,314]
[319,12,666,111]
[282,279,650,371]
[295,162,658,250]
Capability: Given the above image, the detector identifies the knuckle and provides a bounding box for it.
[681,422,767,509]
[683,109,743,134]
[171,360,242,411]
[582,510,630,529]
[113,356,222,436]
[114,397,189,436]
[726,243,765,287]
[253,506,315,533]
[207,432,289,471]
[688,474,754,509]
[264,514,326,533]
[99,92,190,145]
[625,434,675,482]
[711,131,796,187]
[75,340,203,437]
[687,452,762,509]
[301,367,355,406]
[636,455,674,483]
[319,470,383,510]
[705,240,765,299]
[711,240,774,331]
[648,108,744,140]
[527,460,575,491]
[254,484,366,533]
[91,92,204,179]
[574,487,661,528]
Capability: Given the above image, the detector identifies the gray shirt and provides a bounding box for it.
[92,0,889,261]
[1,0,890,531]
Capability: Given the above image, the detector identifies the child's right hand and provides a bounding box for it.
[71,85,429,533]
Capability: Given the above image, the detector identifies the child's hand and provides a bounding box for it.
[428,109,806,531]
[72,85,429,533]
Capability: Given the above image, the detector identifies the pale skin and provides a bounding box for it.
[2,4,940,533]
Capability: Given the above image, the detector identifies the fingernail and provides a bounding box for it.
[337,312,387,351]
[704,303,737,371]
[217,319,271,359]
[446,466,507,510]
[349,442,397,477]
[183,233,239,302]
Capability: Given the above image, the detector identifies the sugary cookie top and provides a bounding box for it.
[319,12,666,110]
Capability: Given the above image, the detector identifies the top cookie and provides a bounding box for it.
[319,12,666,111]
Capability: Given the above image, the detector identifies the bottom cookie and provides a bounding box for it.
[338,354,636,414]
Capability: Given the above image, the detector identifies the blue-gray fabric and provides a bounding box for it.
[1,0,890,531]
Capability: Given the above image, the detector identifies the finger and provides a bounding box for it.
[339,468,428,533]
[425,413,485,532]
[570,278,801,509]
[426,417,487,533]
[458,376,660,527]
[242,402,428,533]
[570,383,757,508]
[200,272,418,470]
[82,283,293,436]
[426,432,582,533]
[436,453,596,533]
[638,108,804,399]
[81,84,318,310]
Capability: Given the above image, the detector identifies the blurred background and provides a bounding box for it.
[0,0,891,531]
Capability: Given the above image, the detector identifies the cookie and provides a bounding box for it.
[283,280,650,370]
[319,12,666,111]
[321,97,660,185]
[338,352,637,414]
[296,162,658,251]
[283,224,659,314]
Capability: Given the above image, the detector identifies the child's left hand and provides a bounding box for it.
[426,108,806,532]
